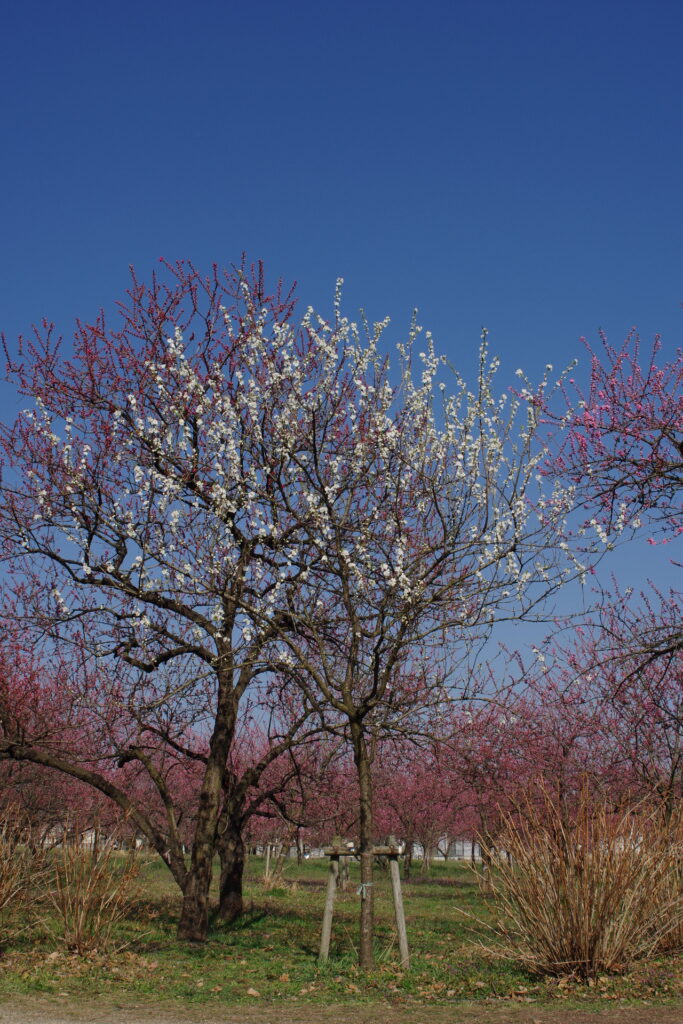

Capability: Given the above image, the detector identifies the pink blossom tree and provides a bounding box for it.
[374,739,464,875]
[544,331,682,667]
[549,331,683,543]
[533,605,683,817]
[0,634,319,923]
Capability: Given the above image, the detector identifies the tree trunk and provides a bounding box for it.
[216,823,245,923]
[479,830,493,894]
[403,839,413,880]
[351,722,374,969]
[176,668,237,941]
[176,736,233,940]
[177,853,213,941]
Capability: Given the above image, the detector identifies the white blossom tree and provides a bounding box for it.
[245,319,587,966]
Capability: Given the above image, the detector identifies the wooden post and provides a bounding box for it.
[387,836,409,968]
[319,851,339,962]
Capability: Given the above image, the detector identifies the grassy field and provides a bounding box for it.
[0,854,681,1012]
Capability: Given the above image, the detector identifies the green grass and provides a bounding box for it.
[0,854,681,1010]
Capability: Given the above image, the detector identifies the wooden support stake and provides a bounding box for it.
[388,841,410,968]
[318,854,339,962]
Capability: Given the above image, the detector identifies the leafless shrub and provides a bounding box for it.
[0,809,45,940]
[654,808,683,954]
[47,836,140,954]
[475,791,683,978]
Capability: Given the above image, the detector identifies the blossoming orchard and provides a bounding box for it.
[0,261,680,969]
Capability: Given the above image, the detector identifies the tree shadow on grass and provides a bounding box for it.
[209,906,267,933]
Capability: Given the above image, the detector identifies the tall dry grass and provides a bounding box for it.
[48,837,140,954]
[0,810,45,940]
[478,791,683,978]
[655,808,683,954]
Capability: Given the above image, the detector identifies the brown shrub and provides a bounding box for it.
[477,791,683,978]
[48,836,140,954]
[0,809,45,942]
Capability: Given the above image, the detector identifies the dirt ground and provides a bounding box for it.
[1,997,682,1024]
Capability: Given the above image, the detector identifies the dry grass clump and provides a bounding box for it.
[47,836,140,954]
[479,791,683,979]
[0,809,45,940]
[654,808,683,954]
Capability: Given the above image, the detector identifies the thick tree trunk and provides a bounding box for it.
[177,850,214,941]
[351,722,374,969]
[176,685,236,941]
[216,824,245,923]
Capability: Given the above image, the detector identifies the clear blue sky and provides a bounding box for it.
[1,0,681,602]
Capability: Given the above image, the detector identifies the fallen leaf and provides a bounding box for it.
[279,973,290,982]
[246,986,260,997]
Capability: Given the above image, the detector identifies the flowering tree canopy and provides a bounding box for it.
[543,330,682,682]
[0,260,587,953]
[251,321,588,965]
[0,261,334,939]
[549,331,683,543]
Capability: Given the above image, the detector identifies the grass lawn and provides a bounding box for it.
[0,854,681,1012]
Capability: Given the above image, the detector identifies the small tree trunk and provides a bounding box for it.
[351,722,374,969]
[319,854,339,961]
[479,832,493,894]
[403,840,413,880]
[337,856,350,890]
[273,843,288,880]
[92,823,100,863]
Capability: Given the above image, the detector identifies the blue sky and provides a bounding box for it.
[1,0,681,606]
